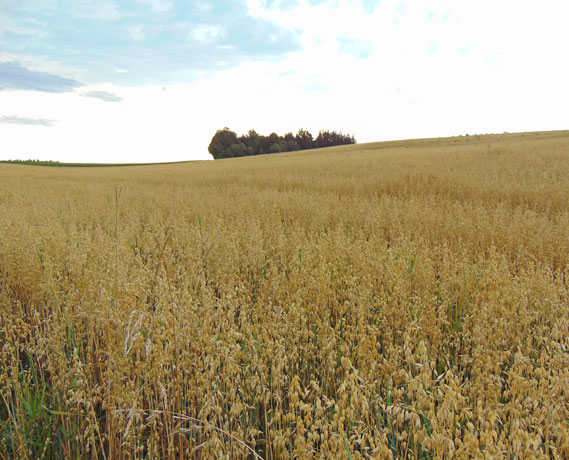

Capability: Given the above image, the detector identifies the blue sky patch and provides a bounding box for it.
[0,0,301,85]
[337,37,374,59]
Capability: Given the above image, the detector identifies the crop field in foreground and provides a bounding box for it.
[1,131,568,459]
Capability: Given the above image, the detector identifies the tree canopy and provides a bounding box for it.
[208,128,355,159]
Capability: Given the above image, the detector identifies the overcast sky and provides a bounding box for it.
[1,0,568,163]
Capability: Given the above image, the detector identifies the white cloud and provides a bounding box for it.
[192,24,225,43]
[74,0,123,21]
[134,0,174,13]
[129,25,146,42]
[195,1,213,11]
[243,0,569,133]
[0,85,216,162]
[0,19,48,39]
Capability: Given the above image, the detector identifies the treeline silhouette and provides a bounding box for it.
[208,128,356,159]
[0,159,61,166]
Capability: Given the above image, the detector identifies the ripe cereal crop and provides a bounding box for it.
[1,131,568,459]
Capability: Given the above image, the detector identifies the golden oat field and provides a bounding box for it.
[1,131,569,459]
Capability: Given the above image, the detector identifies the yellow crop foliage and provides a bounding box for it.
[1,131,568,459]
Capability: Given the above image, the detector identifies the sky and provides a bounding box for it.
[0,0,568,163]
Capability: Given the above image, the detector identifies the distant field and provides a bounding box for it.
[1,131,568,459]
[0,159,197,167]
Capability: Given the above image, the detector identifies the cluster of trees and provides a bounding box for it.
[208,128,356,159]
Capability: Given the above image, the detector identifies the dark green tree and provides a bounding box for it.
[208,127,238,159]
[268,133,282,154]
[315,130,355,148]
[295,129,314,150]
[283,132,295,143]
[224,143,248,158]
[285,140,300,151]
[270,143,284,153]
[240,130,261,155]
